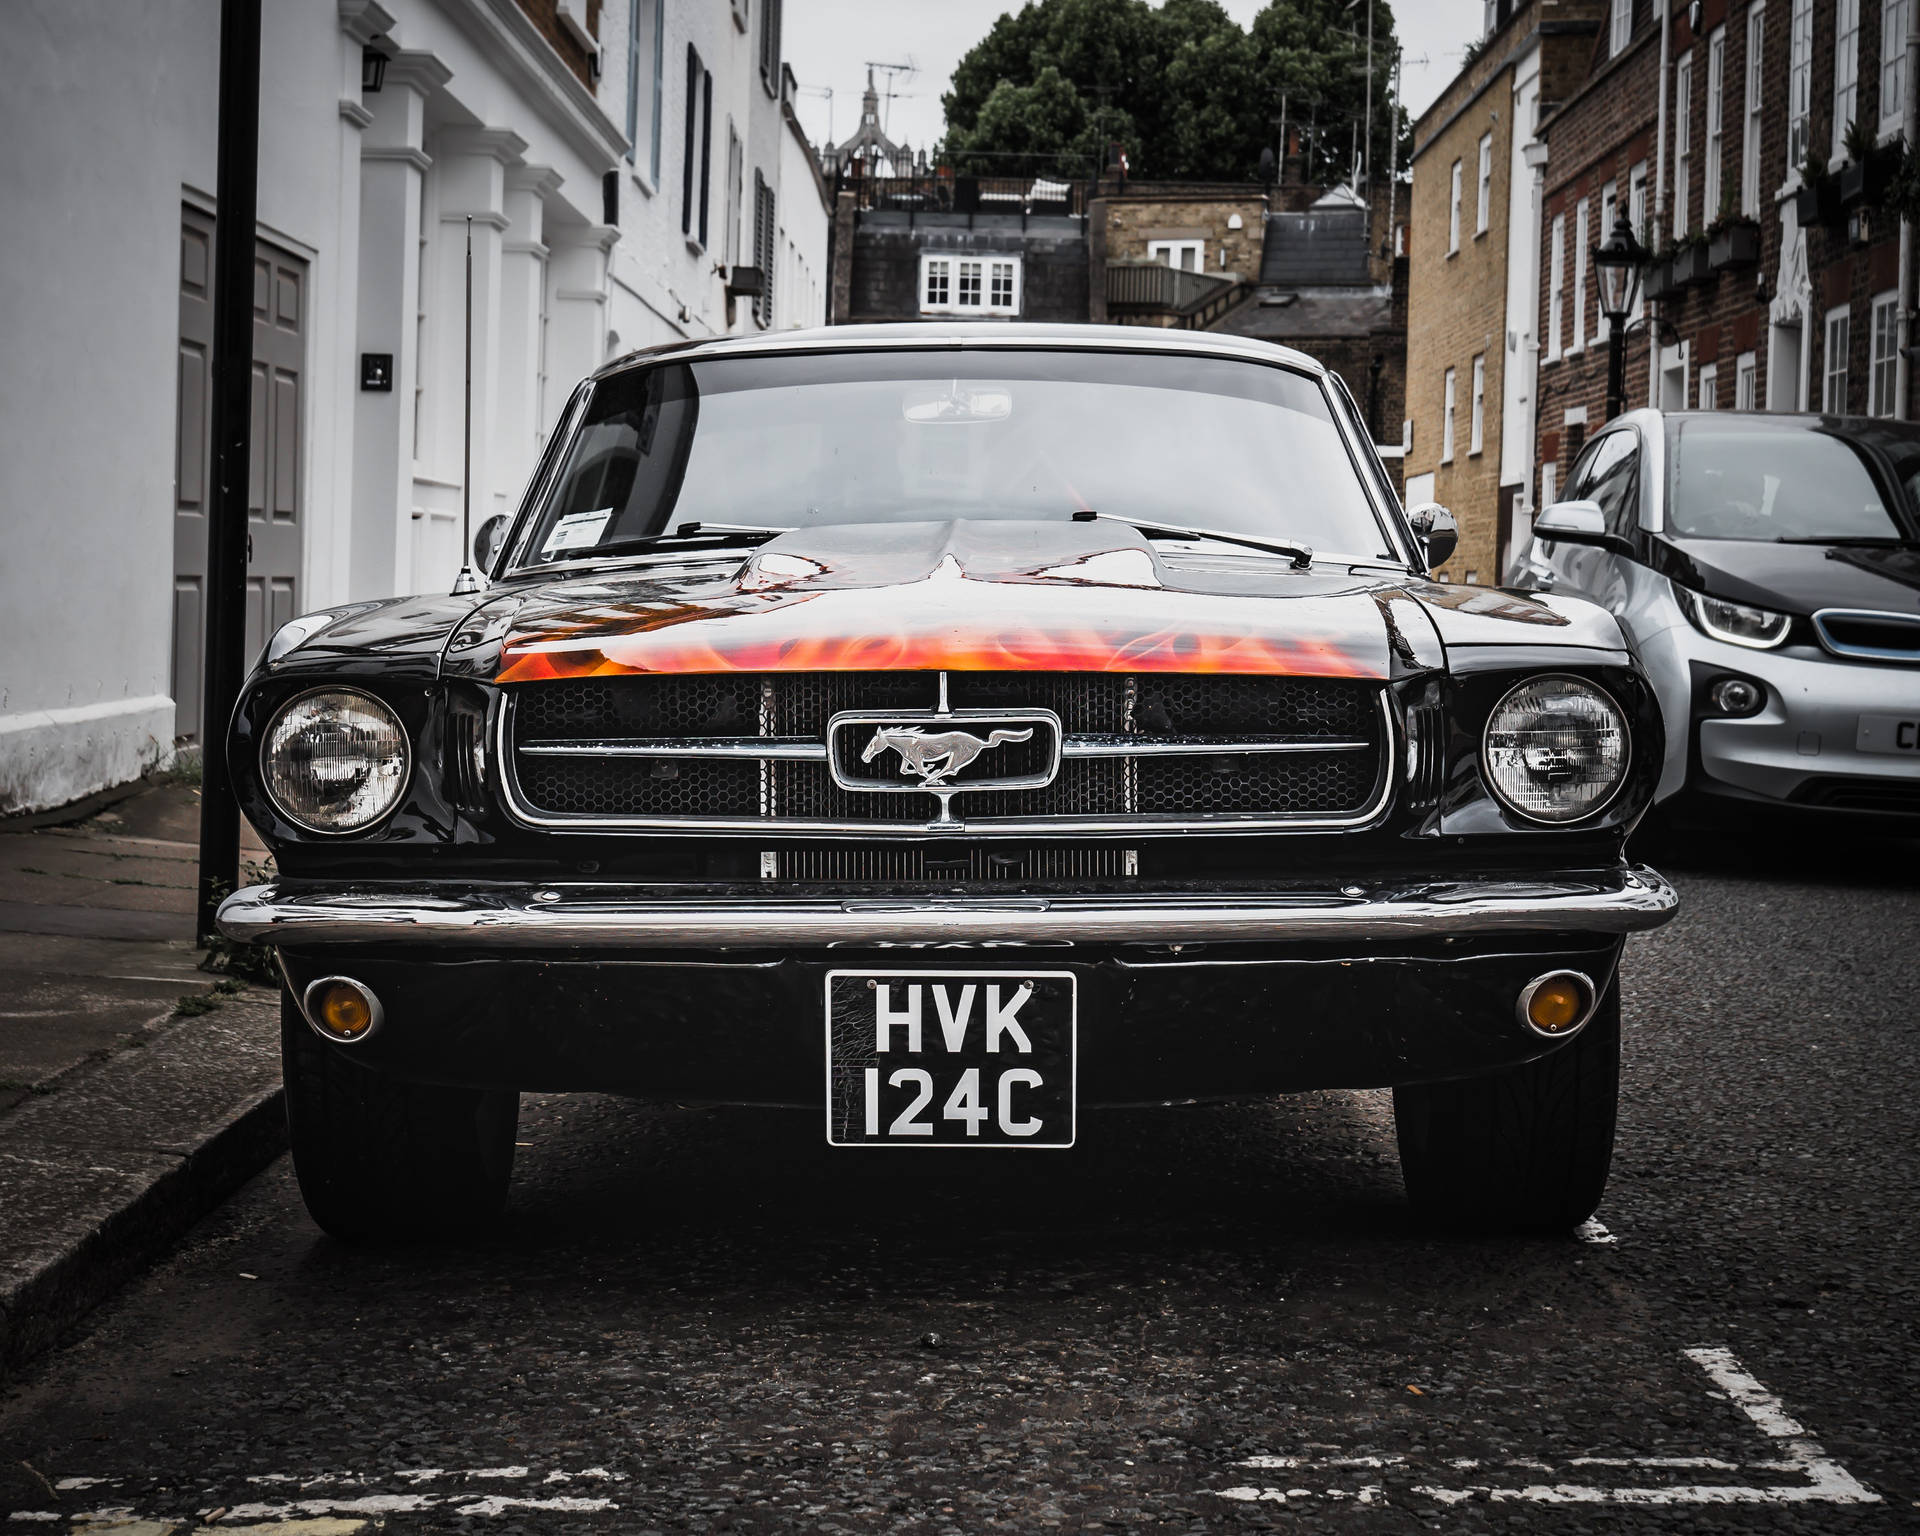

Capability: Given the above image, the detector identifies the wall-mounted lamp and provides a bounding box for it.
[362,38,390,94]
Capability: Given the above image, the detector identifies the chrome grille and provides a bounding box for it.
[504,671,1391,832]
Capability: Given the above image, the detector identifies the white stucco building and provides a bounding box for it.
[0,0,828,815]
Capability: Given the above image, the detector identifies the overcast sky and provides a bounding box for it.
[784,0,1487,161]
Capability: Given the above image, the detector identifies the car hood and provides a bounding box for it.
[460,519,1610,685]
[1651,535,1920,615]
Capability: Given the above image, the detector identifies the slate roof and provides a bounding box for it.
[1215,288,1396,341]
[1259,208,1372,286]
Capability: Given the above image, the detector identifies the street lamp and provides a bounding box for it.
[1593,211,1648,421]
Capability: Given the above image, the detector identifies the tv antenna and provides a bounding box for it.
[794,81,834,146]
[864,59,917,134]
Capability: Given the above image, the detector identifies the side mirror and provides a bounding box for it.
[1406,502,1458,572]
[474,513,509,574]
[1533,499,1634,555]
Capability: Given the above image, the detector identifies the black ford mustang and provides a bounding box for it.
[218,324,1676,1239]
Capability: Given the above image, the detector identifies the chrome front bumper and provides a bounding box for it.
[216,866,1678,950]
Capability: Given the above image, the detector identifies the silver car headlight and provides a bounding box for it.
[261,688,410,834]
[1481,676,1630,825]
[1674,583,1791,649]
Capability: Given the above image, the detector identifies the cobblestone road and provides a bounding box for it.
[2,828,1916,1533]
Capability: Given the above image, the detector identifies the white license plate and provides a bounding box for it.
[1856,714,1920,755]
[824,970,1077,1148]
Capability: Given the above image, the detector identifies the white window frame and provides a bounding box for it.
[1610,0,1633,57]
[1547,212,1566,361]
[1598,182,1618,339]
[1788,0,1812,175]
[1883,0,1910,143]
[1470,354,1486,455]
[1476,133,1493,235]
[626,0,665,187]
[1698,362,1718,410]
[1449,160,1463,253]
[1743,4,1765,216]
[1442,367,1457,463]
[1146,239,1204,271]
[1823,304,1851,414]
[1628,164,1648,319]
[1540,461,1558,513]
[1871,289,1899,416]
[920,253,1022,317]
[1833,0,1860,163]
[1736,350,1759,410]
[1705,27,1726,223]
[1673,53,1693,238]
[1572,197,1590,351]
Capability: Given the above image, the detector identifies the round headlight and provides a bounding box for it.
[1481,676,1629,825]
[261,689,410,834]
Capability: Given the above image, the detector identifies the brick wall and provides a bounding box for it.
[1405,24,1525,583]
[1533,13,1664,499]
[1102,195,1270,282]
[512,0,601,90]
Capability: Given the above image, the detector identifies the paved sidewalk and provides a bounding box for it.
[0,781,287,1377]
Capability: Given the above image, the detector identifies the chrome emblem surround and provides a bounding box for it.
[828,708,1063,796]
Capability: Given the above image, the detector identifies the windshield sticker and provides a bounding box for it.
[541,508,614,557]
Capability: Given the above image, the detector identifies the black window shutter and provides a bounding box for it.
[698,71,713,248]
[681,45,697,234]
[754,174,776,327]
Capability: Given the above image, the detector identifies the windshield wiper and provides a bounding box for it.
[1774,535,1914,546]
[1072,509,1313,568]
[542,523,788,564]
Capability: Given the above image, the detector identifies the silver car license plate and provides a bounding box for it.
[1856,714,1920,755]
[824,970,1077,1148]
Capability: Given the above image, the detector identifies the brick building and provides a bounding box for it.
[1532,0,1919,556]
[1404,0,1608,586]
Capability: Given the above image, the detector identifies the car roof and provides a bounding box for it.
[1637,407,1920,441]
[594,321,1328,380]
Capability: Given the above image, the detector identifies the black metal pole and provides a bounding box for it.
[194,0,262,945]
[1605,323,1626,423]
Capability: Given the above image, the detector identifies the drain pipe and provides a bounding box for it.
[1899,0,1918,419]
[1648,0,1672,409]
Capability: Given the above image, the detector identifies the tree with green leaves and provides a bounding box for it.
[942,0,1406,186]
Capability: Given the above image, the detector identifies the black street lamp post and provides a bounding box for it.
[1593,211,1648,422]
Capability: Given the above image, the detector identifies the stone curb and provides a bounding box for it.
[0,996,286,1381]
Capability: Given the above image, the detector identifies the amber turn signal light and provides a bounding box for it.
[1517,970,1596,1038]
[303,976,383,1044]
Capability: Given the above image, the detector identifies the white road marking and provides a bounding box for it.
[1219,1346,1880,1509]
[1573,1217,1618,1244]
[216,1496,614,1521]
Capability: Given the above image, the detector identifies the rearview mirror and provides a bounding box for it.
[1533,499,1633,555]
[1406,502,1458,572]
[474,513,508,573]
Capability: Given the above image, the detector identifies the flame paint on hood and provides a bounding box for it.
[495,520,1400,684]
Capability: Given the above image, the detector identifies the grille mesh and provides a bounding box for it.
[776,846,1128,881]
[508,672,1384,823]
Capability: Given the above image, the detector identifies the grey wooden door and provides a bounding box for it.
[172,210,306,744]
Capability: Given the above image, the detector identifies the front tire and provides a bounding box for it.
[1393,987,1619,1234]
[281,988,518,1242]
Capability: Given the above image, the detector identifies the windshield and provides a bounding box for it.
[1666,418,1905,541]
[511,349,1395,568]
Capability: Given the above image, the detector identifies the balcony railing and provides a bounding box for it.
[845,174,1088,218]
[1104,261,1244,328]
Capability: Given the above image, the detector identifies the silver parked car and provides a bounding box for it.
[1511,410,1920,821]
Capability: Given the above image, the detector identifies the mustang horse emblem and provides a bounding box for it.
[861,725,1034,785]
